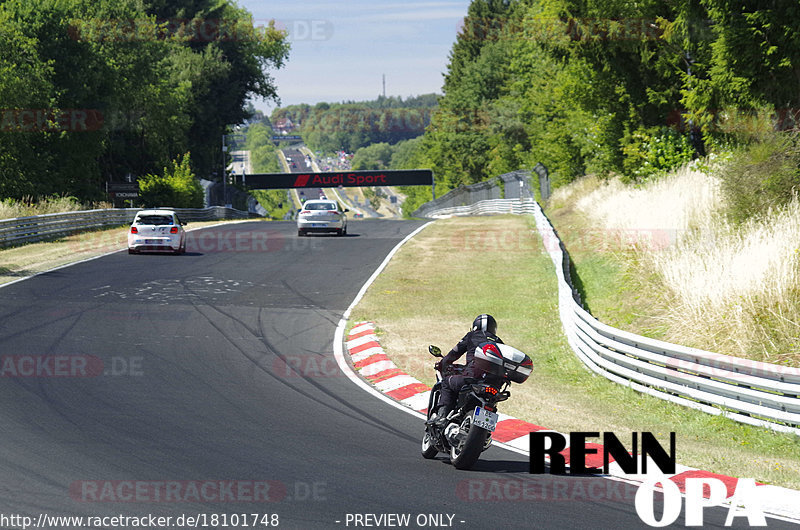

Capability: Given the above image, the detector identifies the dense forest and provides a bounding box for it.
[400,0,800,214]
[0,0,288,201]
[6,0,800,215]
[271,94,438,153]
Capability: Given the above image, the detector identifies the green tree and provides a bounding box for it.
[421,0,522,188]
[273,96,437,153]
[0,0,289,202]
[352,143,394,170]
[139,153,203,208]
[246,123,282,173]
[390,137,428,169]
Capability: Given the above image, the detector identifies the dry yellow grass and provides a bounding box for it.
[574,166,721,237]
[0,196,111,219]
[648,200,800,362]
[571,164,800,363]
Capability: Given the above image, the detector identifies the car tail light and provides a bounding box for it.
[328,210,338,214]
[130,226,138,234]
[170,226,178,234]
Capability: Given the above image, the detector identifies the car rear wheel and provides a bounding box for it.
[128,248,137,255]
[297,229,305,237]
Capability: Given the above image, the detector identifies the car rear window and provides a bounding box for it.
[306,202,337,211]
[136,215,173,225]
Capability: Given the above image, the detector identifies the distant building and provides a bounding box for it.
[273,117,296,134]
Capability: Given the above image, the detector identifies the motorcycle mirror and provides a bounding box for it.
[428,345,442,357]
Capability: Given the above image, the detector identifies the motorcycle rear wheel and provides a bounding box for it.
[450,415,489,470]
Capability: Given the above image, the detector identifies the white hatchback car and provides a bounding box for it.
[296,199,348,236]
[127,209,187,254]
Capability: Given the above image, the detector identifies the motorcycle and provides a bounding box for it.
[421,342,532,470]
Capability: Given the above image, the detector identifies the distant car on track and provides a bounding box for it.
[296,200,348,237]
[127,209,187,254]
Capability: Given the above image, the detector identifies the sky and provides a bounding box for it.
[239,1,472,112]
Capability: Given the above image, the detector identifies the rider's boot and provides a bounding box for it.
[426,405,451,427]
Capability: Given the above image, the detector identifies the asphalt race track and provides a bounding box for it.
[283,148,326,207]
[0,220,793,529]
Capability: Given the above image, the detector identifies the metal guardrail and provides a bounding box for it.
[421,197,800,435]
[412,170,533,218]
[424,198,537,218]
[0,206,252,248]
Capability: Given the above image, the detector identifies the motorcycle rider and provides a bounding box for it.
[426,314,504,427]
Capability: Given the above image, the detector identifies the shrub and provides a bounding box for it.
[717,132,800,223]
[622,127,694,182]
[139,153,203,209]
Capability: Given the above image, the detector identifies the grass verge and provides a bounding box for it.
[0,196,112,219]
[349,215,800,489]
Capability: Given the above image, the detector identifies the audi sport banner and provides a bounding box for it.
[236,170,433,190]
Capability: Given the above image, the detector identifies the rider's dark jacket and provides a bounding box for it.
[442,330,504,378]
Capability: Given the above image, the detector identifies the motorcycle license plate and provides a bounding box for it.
[473,407,498,432]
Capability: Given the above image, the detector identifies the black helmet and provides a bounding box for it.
[472,314,497,335]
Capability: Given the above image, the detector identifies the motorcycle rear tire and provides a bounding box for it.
[450,415,489,470]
